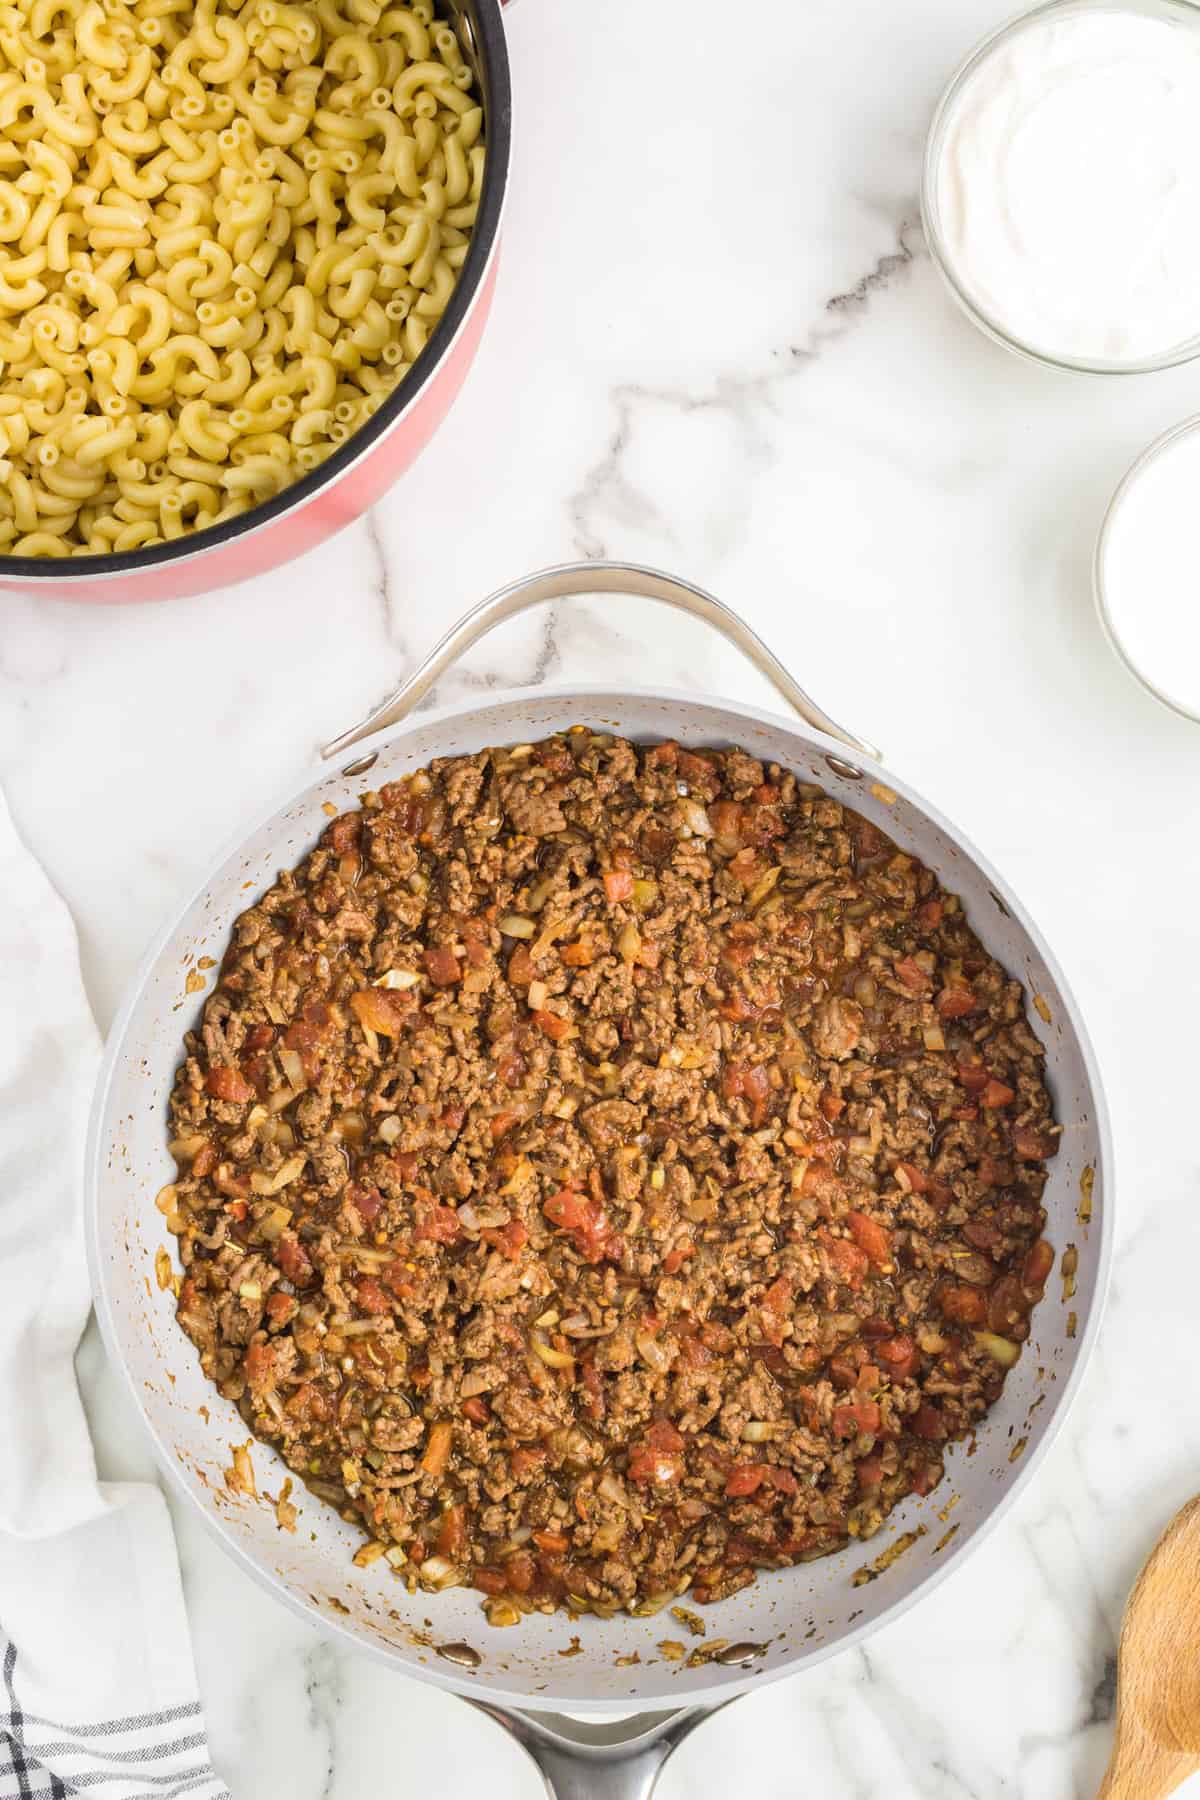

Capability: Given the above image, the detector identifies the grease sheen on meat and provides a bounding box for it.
[165,733,1058,1626]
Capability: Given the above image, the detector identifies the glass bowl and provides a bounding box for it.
[1094,414,1200,722]
[921,0,1200,376]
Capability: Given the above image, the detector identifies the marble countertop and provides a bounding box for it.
[4,0,1200,1792]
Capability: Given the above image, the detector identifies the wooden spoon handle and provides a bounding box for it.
[1097,1728,1200,1800]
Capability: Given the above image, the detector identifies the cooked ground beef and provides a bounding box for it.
[165,733,1058,1627]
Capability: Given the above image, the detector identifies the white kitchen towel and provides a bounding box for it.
[0,788,230,1800]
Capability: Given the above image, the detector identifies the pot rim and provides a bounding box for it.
[0,0,512,588]
[84,678,1115,1712]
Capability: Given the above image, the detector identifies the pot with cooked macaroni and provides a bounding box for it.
[0,0,511,599]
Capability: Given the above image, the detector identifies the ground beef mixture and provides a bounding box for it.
[164,733,1059,1627]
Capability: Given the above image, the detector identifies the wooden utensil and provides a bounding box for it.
[1099,1496,1200,1798]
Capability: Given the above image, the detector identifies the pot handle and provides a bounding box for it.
[470,1699,723,1800]
[320,560,880,765]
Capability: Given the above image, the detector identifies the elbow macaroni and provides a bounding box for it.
[0,0,484,555]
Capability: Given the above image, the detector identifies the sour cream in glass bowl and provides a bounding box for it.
[922,0,1200,374]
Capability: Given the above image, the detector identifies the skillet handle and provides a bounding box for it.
[320,559,880,765]
[470,1700,722,1800]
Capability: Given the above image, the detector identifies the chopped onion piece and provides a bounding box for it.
[636,1331,672,1373]
[923,1024,947,1052]
[375,968,421,990]
[531,1331,574,1369]
[377,1115,402,1145]
[679,799,713,838]
[250,1153,307,1196]
[258,1204,292,1242]
[973,1330,1020,1368]
[741,1420,779,1442]
[278,1048,306,1091]
[499,914,536,938]
[527,980,549,1011]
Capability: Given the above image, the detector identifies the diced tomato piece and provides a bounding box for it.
[274,1233,313,1286]
[243,1339,275,1391]
[896,1160,930,1194]
[421,1419,453,1477]
[982,1079,1016,1109]
[955,1106,979,1122]
[958,1062,989,1095]
[977,1154,1012,1188]
[510,1445,547,1479]
[857,1456,885,1491]
[647,742,678,768]
[383,1256,425,1302]
[543,1186,619,1264]
[350,987,414,1037]
[413,1199,461,1245]
[580,1357,605,1421]
[723,1065,770,1123]
[347,1182,384,1224]
[461,1397,490,1425]
[205,1065,254,1104]
[646,1419,684,1453]
[719,990,764,1024]
[496,1046,525,1087]
[474,1567,508,1595]
[508,946,535,986]
[532,1529,569,1553]
[937,983,978,1020]
[440,1104,466,1130]
[818,1229,869,1290]
[662,1242,695,1275]
[535,742,574,773]
[833,1401,881,1438]
[917,899,943,931]
[938,1282,987,1325]
[533,1009,572,1042]
[875,1334,918,1381]
[503,1550,535,1593]
[191,1140,217,1178]
[846,1210,892,1268]
[710,799,743,842]
[391,1151,420,1185]
[764,1465,798,1495]
[725,1464,766,1497]
[425,946,462,987]
[265,1291,296,1327]
[1023,1238,1055,1291]
[909,1462,939,1497]
[482,1219,529,1260]
[759,1275,792,1348]
[820,1091,845,1122]
[603,870,634,904]
[245,1024,275,1051]
[462,926,489,969]
[676,750,720,796]
[627,1445,683,1486]
[437,1504,467,1558]
[912,1403,946,1441]
[356,1277,392,1316]
[962,1219,1001,1251]
[894,956,930,993]
[1013,1124,1057,1160]
[328,813,361,854]
[490,1110,519,1141]
[987,1274,1028,1338]
[560,938,594,967]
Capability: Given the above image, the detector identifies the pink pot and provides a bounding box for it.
[1,0,512,605]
